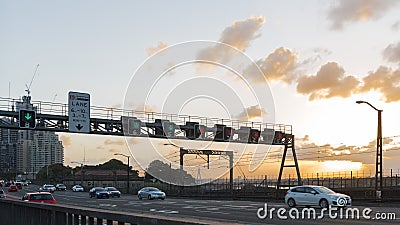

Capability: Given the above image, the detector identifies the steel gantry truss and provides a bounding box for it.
[179,148,234,192]
[0,97,301,188]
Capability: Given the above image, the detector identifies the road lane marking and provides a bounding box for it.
[149,209,179,214]
[222,204,254,208]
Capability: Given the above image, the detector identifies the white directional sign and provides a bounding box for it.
[68,91,90,133]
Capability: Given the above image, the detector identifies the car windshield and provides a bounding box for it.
[44,185,54,188]
[95,188,106,192]
[58,184,65,187]
[315,186,335,194]
[106,187,117,191]
[75,185,82,188]
[148,188,160,192]
[31,194,54,200]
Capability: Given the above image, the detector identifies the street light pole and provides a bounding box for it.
[356,100,383,200]
[114,153,130,194]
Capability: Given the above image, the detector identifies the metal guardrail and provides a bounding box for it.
[0,198,238,225]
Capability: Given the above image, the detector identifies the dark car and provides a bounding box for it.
[15,182,22,189]
[0,189,6,198]
[105,187,121,198]
[89,187,109,199]
[22,192,56,204]
[55,184,67,191]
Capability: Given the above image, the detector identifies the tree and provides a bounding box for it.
[81,159,139,178]
[36,163,72,183]
[145,160,195,185]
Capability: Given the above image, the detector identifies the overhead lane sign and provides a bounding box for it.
[68,91,90,133]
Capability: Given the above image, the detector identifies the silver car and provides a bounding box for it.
[285,185,351,208]
[138,187,166,200]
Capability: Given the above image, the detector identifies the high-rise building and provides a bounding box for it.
[0,120,18,172]
[0,95,64,174]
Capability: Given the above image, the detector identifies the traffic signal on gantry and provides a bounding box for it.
[182,122,205,140]
[214,124,232,141]
[19,110,36,129]
[128,118,142,135]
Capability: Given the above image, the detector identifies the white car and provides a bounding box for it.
[72,185,84,192]
[41,184,56,193]
[138,187,166,200]
[285,185,351,208]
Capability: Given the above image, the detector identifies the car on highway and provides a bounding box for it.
[56,184,67,191]
[22,192,56,204]
[138,187,166,200]
[15,182,23,189]
[72,185,84,192]
[105,187,121,198]
[8,185,17,192]
[0,189,6,198]
[41,184,56,193]
[285,185,352,208]
[89,187,110,199]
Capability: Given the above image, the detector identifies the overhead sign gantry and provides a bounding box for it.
[0,95,302,188]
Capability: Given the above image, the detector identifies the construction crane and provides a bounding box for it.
[25,64,40,96]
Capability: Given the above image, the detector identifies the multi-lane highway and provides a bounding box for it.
[4,184,400,224]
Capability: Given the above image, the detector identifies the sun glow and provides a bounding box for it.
[322,160,362,172]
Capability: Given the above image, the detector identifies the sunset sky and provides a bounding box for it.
[1,0,400,180]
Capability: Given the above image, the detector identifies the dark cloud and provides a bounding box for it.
[392,21,400,31]
[383,42,400,63]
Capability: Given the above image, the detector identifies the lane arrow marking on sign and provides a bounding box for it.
[76,124,83,130]
[25,113,32,120]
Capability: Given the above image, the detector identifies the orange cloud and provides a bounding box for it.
[327,0,399,30]
[60,135,72,147]
[219,16,265,51]
[297,62,360,100]
[196,16,265,67]
[146,41,168,56]
[236,105,267,121]
[104,139,125,146]
[245,47,298,83]
[357,66,400,102]
[108,148,119,153]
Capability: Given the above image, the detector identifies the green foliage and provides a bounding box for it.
[76,159,139,178]
[145,160,195,185]
[36,163,72,183]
